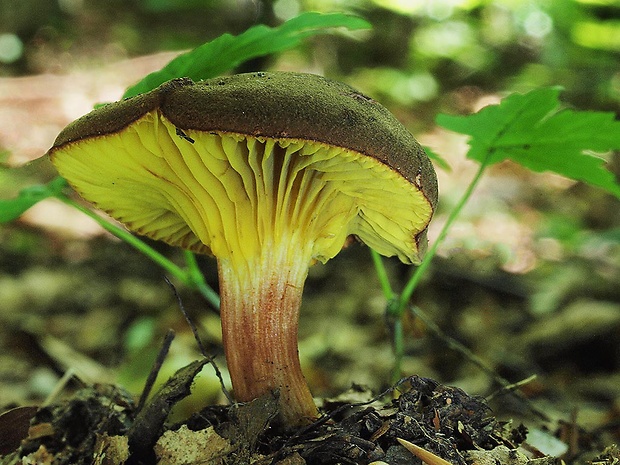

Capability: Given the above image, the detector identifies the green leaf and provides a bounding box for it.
[437,87,620,198]
[123,12,371,98]
[0,176,67,223]
[423,146,451,172]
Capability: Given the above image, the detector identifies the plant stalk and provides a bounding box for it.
[56,193,220,309]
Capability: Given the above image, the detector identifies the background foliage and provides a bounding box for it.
[1,0,619,460]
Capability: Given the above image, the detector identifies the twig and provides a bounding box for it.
[486,374,538,401]
[408,305,549,421]
[164,276,233,404]
[43,368,79,407]
[136,329,175,414]
[292,379,411,439]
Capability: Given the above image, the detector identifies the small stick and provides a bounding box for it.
[408,305,549,421]
[136,329,175,414]
[43,367,79,407]
[486,374,538,401]
[164,276,233,404]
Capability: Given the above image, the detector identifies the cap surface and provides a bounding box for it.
[49,72,438,264]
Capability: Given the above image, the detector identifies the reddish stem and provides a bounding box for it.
[217,248,318,426]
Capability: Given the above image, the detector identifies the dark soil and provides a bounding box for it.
[3,369,531,465]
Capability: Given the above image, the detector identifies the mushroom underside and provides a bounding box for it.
[51,110,432,266]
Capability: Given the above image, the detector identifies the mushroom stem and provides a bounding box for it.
[217,234,318,426]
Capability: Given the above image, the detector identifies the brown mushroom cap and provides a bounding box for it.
[49,72,437,264]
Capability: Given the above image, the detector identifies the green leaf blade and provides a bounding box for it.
[0,176,68,223]
[123,12,371,98]
[436,87,620,198]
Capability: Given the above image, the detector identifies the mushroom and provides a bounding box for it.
[47,72,438,427]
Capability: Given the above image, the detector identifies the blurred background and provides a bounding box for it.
[1,0,619,458]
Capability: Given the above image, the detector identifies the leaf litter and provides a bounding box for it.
[4,353,537,465]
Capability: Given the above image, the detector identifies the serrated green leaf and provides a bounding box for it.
[123,12,371,98]
[0,176,67,223]
[437,87,620,198]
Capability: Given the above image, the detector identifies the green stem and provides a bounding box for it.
[398,162,487,312]
[371,249,405,382]
[183,250,221,309]
[377,161,489,380]
[390,312,404,383]
[56,193,220,310]
[57,194,187,280]
[370,249,394,300]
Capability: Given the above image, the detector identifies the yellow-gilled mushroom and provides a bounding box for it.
[48,72,438,427]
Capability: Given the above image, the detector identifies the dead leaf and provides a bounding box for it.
[154,425,233,465]
[93,434,129,465]
[464,445,530,465]
[0,406,38,454]
[128,358,209,460]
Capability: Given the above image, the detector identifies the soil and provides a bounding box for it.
[3,368,532,465]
